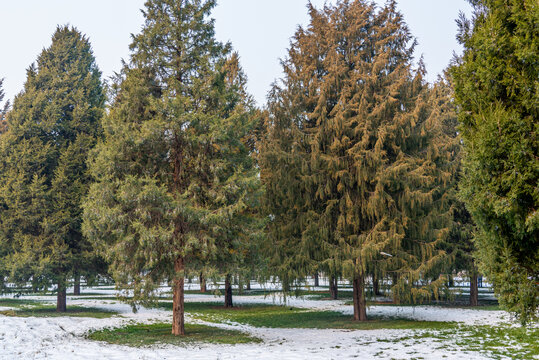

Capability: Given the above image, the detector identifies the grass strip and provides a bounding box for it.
[1,305,118,318]
[156,301,456,330]
[88,322,261,346]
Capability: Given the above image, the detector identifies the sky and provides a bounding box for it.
[0,0,473,106]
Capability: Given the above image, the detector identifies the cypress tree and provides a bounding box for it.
[198,53,263,308]
[450,0,538,323]
[0,26,105,310]
[420,77,480,306]
[82,0,259,335]
[261,0,451,320]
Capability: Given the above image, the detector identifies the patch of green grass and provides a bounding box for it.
[88,322,261,347]
[3,305,118,318]
[0,298,44,308]
[455,325,538,359]
[381,325,538,360]
[156,301,455,330]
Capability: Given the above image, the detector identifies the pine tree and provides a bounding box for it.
[82,0,259,335]
[261,0,452,320]
[450,0,538,323]
[0,26,105,310]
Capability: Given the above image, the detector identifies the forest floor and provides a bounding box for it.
[0,282,537,360]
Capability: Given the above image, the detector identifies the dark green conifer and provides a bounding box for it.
[0,26,105,310]
[82,0,260,335]
[450,0,538,323]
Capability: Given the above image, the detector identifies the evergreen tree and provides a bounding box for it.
[423,77,479,306]
[0,26,105,310]
[450,0,538,323]
[195,53,263,308]
[261,0,452,320]
[0,78,9,134]
[82,0,259,335]
[0,79,8,289]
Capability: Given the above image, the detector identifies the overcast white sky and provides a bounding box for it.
[0,0,472,106]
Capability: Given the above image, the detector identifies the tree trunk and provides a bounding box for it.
[57,278,67,312]
[372,274,381,296]
[282,275,290,292]
[392,273,400,304]
[199,273,206,293]
[470,271,479,307]
[73,273,81,296]
[329,276,338,300]
[246,278,251,291]
[172,256,185,336]
[314,272,319,287]
[224,274,233,308]
[352,275,367,321]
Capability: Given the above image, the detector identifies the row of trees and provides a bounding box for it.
[0,0,536,333]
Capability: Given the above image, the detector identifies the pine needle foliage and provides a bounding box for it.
[260,0,452,320]
[0,27,105,310]
[450,0,538,324]
[82,0,260,335]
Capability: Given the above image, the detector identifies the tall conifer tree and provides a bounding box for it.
[0,79,8,288]
[261,0,451,320]
[0,79,9,134]
[82,0,259,335]
[0,27,105,310]
[450,0,538,323]
[0,78,9,133]
[427,77,480,306]
[196,53,263,308]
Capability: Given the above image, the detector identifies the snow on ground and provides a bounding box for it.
[0,285,513,360]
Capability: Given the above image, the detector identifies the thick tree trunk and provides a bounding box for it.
[57,278,67,312]
[352,275,367,321]
[199,273,206,293]
[224,274,233,307]
[172,256,185,336]
[470,271,479,307]
[314,272,319,287]
[73,273,81,296]
[246,278,251,291]
[329,276,338,300]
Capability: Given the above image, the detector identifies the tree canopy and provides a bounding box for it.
[82,0,260,335]
[260,0,453,321]
[0,26,105,310]
[450,0,539,324]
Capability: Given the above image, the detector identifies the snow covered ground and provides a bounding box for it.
[0,285,518,359]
